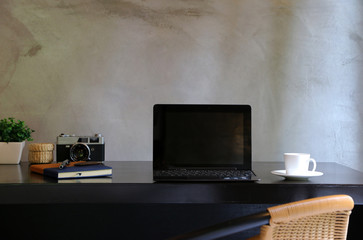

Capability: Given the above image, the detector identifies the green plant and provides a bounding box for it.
[0,117,35,142]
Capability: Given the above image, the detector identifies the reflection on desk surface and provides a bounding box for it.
[0,164,23,183]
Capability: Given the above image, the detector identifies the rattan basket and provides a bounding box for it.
[28,143,54,164]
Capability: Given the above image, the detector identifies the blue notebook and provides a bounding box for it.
[31,163,112,179]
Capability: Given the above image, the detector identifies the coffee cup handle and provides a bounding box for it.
[310,158,316,172]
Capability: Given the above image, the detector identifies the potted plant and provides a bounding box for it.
[0,117,35,164]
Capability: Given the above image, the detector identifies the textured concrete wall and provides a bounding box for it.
[1,0,362,171]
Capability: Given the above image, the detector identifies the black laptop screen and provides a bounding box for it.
[153,104,251,169]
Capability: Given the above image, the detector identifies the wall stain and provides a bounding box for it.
[271,0,294,16]
[97,0,207,30]
[350,32,363,44]
[342,56,362,66]
[0,1,41,94]
[345,32,363,66]
[169,8,203,17]
[24,44,42,57]
[53,0,210,30]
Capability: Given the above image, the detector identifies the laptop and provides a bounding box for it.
[153,104,259,182]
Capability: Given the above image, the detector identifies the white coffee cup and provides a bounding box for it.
[284,153,316,175]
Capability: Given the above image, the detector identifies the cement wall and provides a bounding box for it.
[1,0,362,171]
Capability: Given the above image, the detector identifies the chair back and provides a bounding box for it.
[256,195,354,240]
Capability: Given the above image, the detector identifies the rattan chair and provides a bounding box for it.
[249,194,354,240]
[169,195,354,240]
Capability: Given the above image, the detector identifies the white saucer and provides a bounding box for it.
[271,170,323,180]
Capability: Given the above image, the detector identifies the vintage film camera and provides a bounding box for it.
[56,133,105,162]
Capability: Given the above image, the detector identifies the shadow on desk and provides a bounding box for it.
[1,203,270,240]
[1,203,360,240]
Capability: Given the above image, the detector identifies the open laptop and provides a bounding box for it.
[153,104,259,182]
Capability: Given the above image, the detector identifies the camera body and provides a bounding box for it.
[56,133,105,162]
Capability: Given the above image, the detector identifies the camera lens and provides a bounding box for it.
[70,143,90,161]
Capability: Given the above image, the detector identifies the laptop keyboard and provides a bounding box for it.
[154,169,252,180]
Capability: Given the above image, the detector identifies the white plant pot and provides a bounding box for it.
[0,142,25,164]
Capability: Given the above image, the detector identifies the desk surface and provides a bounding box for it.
[1,161,363,205]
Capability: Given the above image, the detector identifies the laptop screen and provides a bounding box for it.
[153,104,252,170]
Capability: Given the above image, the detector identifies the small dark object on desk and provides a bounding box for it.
[74,161,104,166]
[59,159,70,169]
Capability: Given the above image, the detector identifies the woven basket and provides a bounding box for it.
[28,143,54,164]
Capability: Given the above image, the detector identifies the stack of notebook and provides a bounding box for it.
[30,161,112,179]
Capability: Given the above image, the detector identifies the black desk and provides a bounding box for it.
[0,161,362,239]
